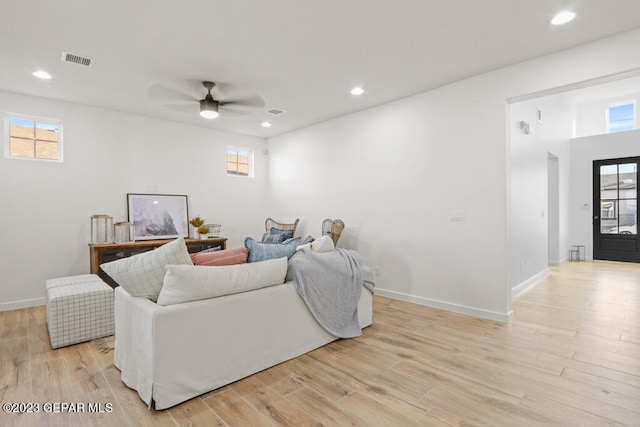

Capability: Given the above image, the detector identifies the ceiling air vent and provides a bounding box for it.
[266,108,286,116]
[61,51,93,67]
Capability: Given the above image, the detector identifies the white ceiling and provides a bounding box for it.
[2,0,640,138]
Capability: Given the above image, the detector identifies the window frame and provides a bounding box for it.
[606,100,636,134]
[4,113,64,162]
[226,146,254,178]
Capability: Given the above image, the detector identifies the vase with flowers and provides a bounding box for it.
[197,225,211,239]
[189,216,205,239]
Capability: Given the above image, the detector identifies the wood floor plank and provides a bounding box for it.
[230,376,322,426]
[167,396,226,426]
[537,351,640,388]
[286,386,369,427]
[334,390,421,427]
[202,387,275,427]
[0,309,28,340]
[276,358,355,402]
[252,365,306,397]
[0,337,30,389]
[518,393,624,427]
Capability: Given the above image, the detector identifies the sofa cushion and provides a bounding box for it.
[269,227,294,240]
[191,247,249,266]
[311,235,335,252]
[297,235,334,253]
[100,237,193,300]
[157,256,288,306]
[244,236,300,263]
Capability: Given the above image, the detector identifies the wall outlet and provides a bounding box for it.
[520,262,524,272]
[375,265,381,276]
[449,210,465,221]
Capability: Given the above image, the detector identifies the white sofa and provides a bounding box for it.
[114,279,373,410]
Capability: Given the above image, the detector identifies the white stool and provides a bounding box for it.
[45,274,114,349]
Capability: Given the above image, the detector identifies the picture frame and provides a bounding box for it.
[127,193,189,240]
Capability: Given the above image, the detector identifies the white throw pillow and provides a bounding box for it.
[310,235,335,253]
[100,237,193,300]
[157,256,288,306]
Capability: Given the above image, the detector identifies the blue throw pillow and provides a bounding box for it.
[261,233,285,244]
[245,236,300,263]
[270,227,294,240]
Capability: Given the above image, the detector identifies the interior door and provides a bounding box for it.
[593,157,640,262]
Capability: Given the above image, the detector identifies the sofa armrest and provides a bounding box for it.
[114,287,157,407]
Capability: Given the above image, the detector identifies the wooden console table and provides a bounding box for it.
[89,237,227,275]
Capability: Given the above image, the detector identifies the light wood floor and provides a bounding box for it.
[1,260,639,426]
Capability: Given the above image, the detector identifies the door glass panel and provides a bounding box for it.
[601,200,618,234]
[619,163,637,198]
[600,164,619,200]
[619,163,637,234]
[618,200,637,234]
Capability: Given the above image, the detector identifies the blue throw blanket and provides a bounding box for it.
[286,248,374,338]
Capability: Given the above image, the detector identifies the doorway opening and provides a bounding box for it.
[593,156,640,262]
[548,153,560,265]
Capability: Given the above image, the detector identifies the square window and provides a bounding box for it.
[5,115,63,161]
[226,148,253,177]
[607,102,635,133]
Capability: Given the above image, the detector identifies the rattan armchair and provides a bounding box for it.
[265,217,299,237]
[322,218,345,246]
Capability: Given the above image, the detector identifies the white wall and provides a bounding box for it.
[0,90,268,310]
[268,28,640,321]
[509,95,573,295]
[268,79,512,321]
[569,129,640,260]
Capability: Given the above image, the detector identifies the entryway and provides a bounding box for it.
[593,156,640,262]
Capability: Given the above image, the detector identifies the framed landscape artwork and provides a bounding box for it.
[127,193,189,240]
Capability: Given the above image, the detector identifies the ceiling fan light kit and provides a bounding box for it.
[199,98,219,119]
[200,81,220,119]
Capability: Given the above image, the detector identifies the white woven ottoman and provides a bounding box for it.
[45,274,114,349]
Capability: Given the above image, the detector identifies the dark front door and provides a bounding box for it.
[593,157,640,262]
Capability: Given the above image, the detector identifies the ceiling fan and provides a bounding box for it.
[148,80,265,119]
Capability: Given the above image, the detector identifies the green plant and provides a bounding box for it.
[197,225,210,235]
[189,216,205,227]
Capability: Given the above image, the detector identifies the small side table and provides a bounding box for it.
[569,245,585,262]
[89,237,228,275]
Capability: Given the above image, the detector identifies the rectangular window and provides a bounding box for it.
[226,148,253,177]
[607,102,635,133]
[5,115,63,161]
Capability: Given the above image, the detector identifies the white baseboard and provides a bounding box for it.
[512,269,549,298]
[548,256,569,266]
[374,288,514,323]
[0,297,45,312]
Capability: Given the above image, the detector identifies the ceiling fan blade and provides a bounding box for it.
[148,83,197,102]
[219,95,265,117]
[165,103,199,114]
[222,95,265,108]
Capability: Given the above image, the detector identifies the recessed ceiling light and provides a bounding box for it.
[261,121,272,128]
[350,87,364,96]
[551,11,576,25]
[33,70,52,80]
